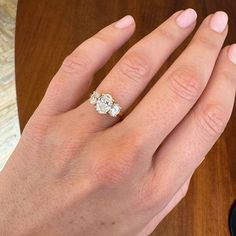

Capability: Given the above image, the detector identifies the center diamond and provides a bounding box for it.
[96,94,113,114]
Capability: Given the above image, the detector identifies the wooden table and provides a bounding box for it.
[15,0,236,235]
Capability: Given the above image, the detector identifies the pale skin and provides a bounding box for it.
[0,8,236,236]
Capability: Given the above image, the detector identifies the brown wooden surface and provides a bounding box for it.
[15,1,236,235]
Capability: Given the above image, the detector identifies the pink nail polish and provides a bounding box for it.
[228,44,236,64]
[115,15,134,29]
[176,8,197,28]
[209,11,228,33]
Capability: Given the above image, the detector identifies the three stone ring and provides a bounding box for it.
[89,91,121,117]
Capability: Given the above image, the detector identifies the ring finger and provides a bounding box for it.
[77,9,197,129]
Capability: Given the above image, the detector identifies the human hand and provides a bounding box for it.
[0,9,235,236]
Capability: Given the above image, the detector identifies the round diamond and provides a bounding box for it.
[109,103,121,117]
[95,94,113,114]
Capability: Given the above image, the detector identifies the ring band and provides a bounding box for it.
[90,91,121,117]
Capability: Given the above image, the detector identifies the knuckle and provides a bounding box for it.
[135,174,170,211]
[93,157,132,186]
[118,52,151,84]
[22,116,56,148]
[117,128,147,161]
[155,26,176,41]
[122,129,144,151]
[92,131,145,187]
[194,35,220,51]
[93,30,112,46]
[168,67,203,101]
[197,104,228,139]
[138,180,189,211]
[137,182,169,211]
[61,53,90,74]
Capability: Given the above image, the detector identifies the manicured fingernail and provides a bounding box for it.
[228,44,236,64]
[115,15,134,29]
[176,8,197,28]
[209,11,228,33]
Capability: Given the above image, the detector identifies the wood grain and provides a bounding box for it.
[0,0,20,171]
[15,0,236,235]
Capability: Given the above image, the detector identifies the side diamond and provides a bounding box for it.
[90,91,100,105]
[109,103,121,117]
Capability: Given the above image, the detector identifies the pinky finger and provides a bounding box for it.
[138,178,191,236]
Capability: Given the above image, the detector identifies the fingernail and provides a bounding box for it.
[176,8,197,28]
[209,11,228,33]
[228,44,236,64]
[115,15,134,29]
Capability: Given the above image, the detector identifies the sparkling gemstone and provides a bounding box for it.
[95,94,113,114]
[109,103,121,117]
[90,91,100,105]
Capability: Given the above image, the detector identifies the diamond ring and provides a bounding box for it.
[90,91,121,117]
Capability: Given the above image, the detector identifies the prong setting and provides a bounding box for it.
[90,92,121,117]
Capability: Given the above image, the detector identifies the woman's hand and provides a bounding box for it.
[0,9,235,236]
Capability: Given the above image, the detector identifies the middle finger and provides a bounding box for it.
[124,11,228,153]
